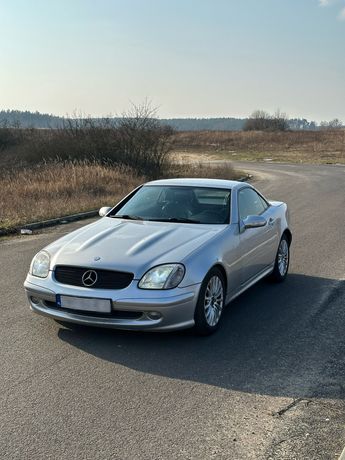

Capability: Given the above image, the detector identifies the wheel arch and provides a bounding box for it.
[211,263,228,296]
[282,228,292,246]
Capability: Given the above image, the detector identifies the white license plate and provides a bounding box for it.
[59,295,111,313]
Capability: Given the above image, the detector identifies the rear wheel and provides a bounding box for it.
[269,234,290,282]
[194,267,225,335]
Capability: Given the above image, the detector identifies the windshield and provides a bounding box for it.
[110,185,231,224]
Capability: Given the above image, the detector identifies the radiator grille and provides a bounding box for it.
[54,265,134,289]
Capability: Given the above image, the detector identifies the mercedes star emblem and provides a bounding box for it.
[81,270,98,287]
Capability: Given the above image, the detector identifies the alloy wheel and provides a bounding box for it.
[278,238,289,276]
[204,275,224,327]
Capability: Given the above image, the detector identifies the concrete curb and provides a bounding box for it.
[0,210,98,237]
[0,174,252,237]
[338,446,345,460]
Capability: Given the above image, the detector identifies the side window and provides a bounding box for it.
[258,195,269,209]
[238,188,268,220]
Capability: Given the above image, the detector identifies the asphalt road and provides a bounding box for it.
[1,162,345,460]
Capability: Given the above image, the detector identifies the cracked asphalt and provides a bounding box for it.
[0,162,345,459]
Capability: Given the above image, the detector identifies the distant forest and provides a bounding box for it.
[0,109,319,131]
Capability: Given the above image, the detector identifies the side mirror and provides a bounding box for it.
[243,215,267,229]
[99,206,112,217]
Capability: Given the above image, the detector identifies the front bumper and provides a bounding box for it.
[24,274,200,331]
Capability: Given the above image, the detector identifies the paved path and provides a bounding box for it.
[0,162,344,459]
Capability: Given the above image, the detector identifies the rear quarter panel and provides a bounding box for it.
[269,201,291,248]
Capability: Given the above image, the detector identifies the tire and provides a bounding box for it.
[194,267,226,336]
[269,234,290,282]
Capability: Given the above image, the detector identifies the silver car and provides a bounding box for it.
[24,178,291,335]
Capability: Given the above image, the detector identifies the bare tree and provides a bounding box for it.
[320,118,343,130]
[116,101,174,176]
[19,101,175,178]
[243,109,289,131]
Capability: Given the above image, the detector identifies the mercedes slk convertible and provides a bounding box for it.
[24,178,291,335]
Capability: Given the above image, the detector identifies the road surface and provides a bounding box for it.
[0,162,344,459]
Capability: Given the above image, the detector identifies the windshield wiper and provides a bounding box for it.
[152,217,201,224]
[113,214,144,220]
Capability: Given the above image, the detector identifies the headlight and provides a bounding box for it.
[30,251,50,278]
[138,264,185,290]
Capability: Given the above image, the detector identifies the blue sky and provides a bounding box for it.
[0,0,344,120]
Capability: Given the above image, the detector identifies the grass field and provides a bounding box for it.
[0,160,238,231]
[2,127,343,232]
[173,129,345,164]
[0,162,144,231]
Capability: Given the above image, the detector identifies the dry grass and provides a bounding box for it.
[0,160,241,231]
[6,126,343,232]
[0,161,145,230]
[173,130,345,164]
[166,160,243,180]
[0,105,174,178]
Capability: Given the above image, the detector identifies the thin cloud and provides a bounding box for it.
[318,0,345,21]
[339,6,345,19]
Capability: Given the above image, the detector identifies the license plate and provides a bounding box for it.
[57,295,111,313]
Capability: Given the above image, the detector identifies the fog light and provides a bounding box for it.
[147,311,162,320]
[30,296,40,305]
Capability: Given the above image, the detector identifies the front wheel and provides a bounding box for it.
[269,234,290,282]
[194,267,225,335]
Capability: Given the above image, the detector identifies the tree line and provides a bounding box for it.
[0,109,343,132]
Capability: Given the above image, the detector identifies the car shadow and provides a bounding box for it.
[57,273,345,399]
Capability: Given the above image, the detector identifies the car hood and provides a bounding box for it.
[46,217,225,278]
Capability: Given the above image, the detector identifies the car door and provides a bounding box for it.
[238,187,278,285]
